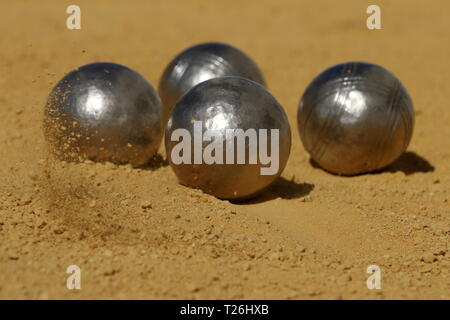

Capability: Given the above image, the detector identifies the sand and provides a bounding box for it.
[0,0,449,299]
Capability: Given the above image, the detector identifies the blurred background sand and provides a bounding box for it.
[0,0,448,299]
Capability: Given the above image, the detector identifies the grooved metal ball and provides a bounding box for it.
[159,42,266,122]
[165,77,291,201]
[298,62,414,175]
[44,62,163,167]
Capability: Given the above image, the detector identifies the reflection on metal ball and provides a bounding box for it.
[298,62,414,175]
[159,42,266,122]
[165,76,291,201]
[44,62,163,167]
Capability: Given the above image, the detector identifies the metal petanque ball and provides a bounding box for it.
[165,77,291,201]
[298,62,414,175]
[44,62,163,167]
[159,42,266,122]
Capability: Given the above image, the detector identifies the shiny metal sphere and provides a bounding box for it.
[298,62,414,175]
[159,42,266,122]
[165,77,291,201]
[44,62,163,167]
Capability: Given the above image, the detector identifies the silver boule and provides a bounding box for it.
[44,62,162,166]
[298,62,414,175]
[165,77,291,201]
[159,42,266,121]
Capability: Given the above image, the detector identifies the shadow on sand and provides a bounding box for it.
[236,177,314,205]
[384,151,434,175]
[309,151,434,176]
[141,154,169,171]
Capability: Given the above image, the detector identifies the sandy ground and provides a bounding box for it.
[0,0,449,299]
